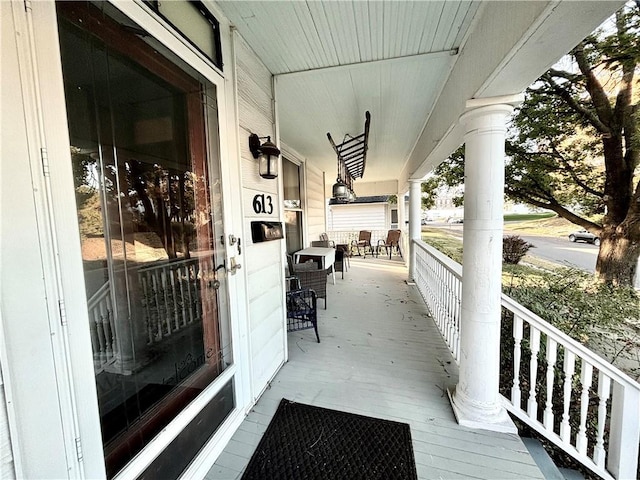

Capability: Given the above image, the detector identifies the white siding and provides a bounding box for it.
[0,367,15,479]
[328,203,389,231]
[305,163,326,243]
[235,33,286,400]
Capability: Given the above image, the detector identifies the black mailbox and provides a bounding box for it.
[251,221,284,243]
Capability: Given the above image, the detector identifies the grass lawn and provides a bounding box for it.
[503,215,577,237]
[503,212,555,222]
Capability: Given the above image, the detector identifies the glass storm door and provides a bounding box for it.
[56,2,233,477]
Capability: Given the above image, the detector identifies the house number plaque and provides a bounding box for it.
[252,194,273,215]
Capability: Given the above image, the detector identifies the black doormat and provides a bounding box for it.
[241,398,418,480]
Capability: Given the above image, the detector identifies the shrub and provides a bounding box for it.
[502,235,534,264]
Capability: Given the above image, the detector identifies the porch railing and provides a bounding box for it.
[87,280,116,372]
[138,257,208,344]
[412,239,640,480]
[87,256,213,372]
[414,239,461,362]
[325,230,391,250]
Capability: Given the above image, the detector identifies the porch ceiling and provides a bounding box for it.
[215,1,623,191]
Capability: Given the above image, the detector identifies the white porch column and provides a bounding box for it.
[398,189,406,231]
[449,95,522,433]
[408,180,422,281]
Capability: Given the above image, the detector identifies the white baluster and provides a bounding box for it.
[608,381,640,479]
[151,271,163,337]
[593,372,610,467]
[161,267,172,335]
[178,264,187,326]
[141,274,153,344]
[512,315,523,408]
[560,350,576,442]
[576,360,593,454]
[543,337,557,430]
[98,300,109,366]
[194,261,202,320]
[101,298,113,361]
[446,272,453,346]
[186,262,195,324]
[89,308,102,369]
[528,326,541,417]
[170,267,180,329]
[106,294,117,360]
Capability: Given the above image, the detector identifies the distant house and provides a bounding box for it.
[328,195,398,231]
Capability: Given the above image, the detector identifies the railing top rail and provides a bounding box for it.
[87,280,111,308]
[137,256,200,272]
[502,293,639,389]
[414,239,463,280]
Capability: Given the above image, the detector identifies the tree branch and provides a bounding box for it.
[542,73,610,134]
[506,186,602,234]
[550,145,604,198]
[547,68,581,83]
[573,43,614,128]
[613,61,635,131]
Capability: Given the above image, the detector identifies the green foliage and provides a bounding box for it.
[503,266,640,377]
[426,3,640,285]
[503,213,555,222]
[76,189,104,238]
[502,235,534,265]
[421,147,465,209]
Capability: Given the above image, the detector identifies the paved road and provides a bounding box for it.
[518,234,598,273]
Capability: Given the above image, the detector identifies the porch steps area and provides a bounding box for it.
[206,256,545,479]
[522,438,584,480]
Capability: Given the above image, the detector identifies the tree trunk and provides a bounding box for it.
[595,226,640,287]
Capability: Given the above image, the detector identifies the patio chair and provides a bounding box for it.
[377,229,402,259]
[286,288,319,342]
[332,248,346,279]
[336,243,350,270]
[319,233,335,247]
[351,230,372,258]
[287,255,328,308]
[310,240,330,247]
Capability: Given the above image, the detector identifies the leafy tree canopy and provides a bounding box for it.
[424,2,640,286]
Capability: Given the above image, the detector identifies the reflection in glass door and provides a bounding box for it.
[56,2,233,477]
[283,158,303,254]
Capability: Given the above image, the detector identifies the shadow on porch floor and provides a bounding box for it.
[206,256,543,479]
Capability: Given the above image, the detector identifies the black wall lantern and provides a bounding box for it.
[249,133,280,179]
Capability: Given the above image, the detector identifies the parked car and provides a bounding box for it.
[568,230,600,246]
[447,217,463,224]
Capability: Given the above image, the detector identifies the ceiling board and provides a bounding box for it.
[216,0,478,186]
[276,53,454,183]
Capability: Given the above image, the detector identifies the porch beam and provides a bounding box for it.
[448,95,522,434]
[275,48,458,78]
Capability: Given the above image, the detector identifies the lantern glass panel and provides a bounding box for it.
[259,154,278,179]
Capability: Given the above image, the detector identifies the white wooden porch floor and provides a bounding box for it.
[206,256,543,479]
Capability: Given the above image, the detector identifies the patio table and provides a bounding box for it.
[293,247,336,285]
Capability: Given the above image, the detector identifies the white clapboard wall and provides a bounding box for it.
[235,33,286,401]
[328,202,390,231]
[304,161,326,244]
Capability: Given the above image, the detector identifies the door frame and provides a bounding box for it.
[16,1,250,478]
